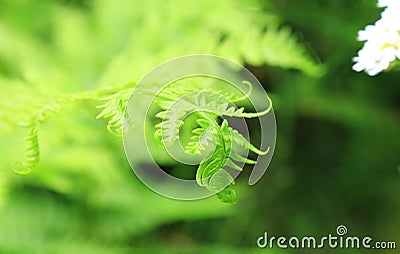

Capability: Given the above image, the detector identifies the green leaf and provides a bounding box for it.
[96,86,133,138]
[216,188,237,204]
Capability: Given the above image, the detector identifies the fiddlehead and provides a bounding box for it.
[152,80,272,203]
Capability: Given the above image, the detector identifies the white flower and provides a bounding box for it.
[353,45,396,76]
[377,0,400,8]
[352,0,400,75]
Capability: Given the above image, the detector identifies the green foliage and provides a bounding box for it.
[0,0,322,176]
[0,0,325,252]
[13,85,133,174]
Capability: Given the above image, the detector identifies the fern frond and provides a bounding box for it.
[217,23,325,76]
[152,79,273,203]
[260,25,325,77]
[14,100,63,175]
[96,87,132,138]
[155,89,272,148]
[14,84,135,174]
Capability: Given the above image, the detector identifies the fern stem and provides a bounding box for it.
[241,96,273,118]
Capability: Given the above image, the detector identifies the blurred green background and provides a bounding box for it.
[0,0,399,253]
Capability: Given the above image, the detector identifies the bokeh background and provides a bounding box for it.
[0,0,399,253]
